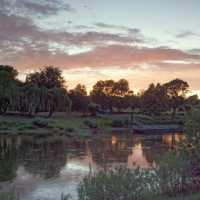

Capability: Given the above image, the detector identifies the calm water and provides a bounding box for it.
[0,130,182,200]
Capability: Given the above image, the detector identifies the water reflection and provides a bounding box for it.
[0,132,183,199]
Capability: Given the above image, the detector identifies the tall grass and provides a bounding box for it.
[0,186,19,200]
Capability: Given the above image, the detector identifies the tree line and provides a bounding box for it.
[0,64,199,117]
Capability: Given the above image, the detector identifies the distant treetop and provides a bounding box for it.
[25,65,66,89]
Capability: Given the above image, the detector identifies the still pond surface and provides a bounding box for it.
[0,130,182,200]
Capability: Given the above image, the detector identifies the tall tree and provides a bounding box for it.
[88,102,101,117]
[26,66,66,89]
[68,84,89,116]
[90,80,115,111]
[112,79,131,112]
[47,87,71,117]
[19,82,41,116]
[0,71,18,115]
[112,79,130,97]
[141,83,169,115]
[163,78,189,114]
[0,65,18,78]
[186,94,199,106]
[74,84,87,96]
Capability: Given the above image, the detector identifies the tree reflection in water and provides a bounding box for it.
[0,131,183,199]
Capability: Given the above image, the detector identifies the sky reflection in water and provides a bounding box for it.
[0,131,182,199]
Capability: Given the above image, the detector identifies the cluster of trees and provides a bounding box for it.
[69,76,199,116]
[80,80,199,116]
[0,64,199,117]
[0,65,71,117]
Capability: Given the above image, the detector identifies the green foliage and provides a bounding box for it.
[134,115,185,125]
[83,119,98,129]
[96,117,112,128]
[31,117,55,128]
[26,66,66,89]
[183,108,200,134]
[77,122,89,130]
[77,110,200,199]
[0,71,18,115]
[111,118,124,127]
[87,102,100,117]
[0,186,19,200]
[77,165,147,200]
[55,125,65,130]
[60,192,72,200]
[164,78,189,114]
[0,65,18,78]
[0,125,9,130]
[17,125,27,131]
[65,126,76,133]
[68,86,90,116]
[141,83,169,115]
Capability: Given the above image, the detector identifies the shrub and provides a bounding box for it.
[46,123,54,129]
[83,120,98,129]
[111,118,124,127]
[123,117,130,126]
[78,122,89,130]
[17,125,27,131]
[31,117,55,128]
[77,165,148,200]
[0,125,9,130]
[87,102,100,117]
[65,125,76,133]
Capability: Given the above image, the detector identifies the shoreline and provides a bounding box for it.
[0,127,132,137]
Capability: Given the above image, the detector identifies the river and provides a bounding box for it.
[0,130,182,199]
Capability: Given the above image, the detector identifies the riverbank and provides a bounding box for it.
[0,112,184,137]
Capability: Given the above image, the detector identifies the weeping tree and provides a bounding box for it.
[47,87,71,117]
[19,82,41,116]
[0,71,18,115]
[163,78,189,114]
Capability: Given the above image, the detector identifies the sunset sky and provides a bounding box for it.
[0,0,200,95]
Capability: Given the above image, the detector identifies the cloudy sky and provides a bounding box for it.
[0,0,200,95]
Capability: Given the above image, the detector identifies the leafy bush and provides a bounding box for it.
[111,118,124,127]
[123,117,130,126]
[31,117,55,128]
[87,102,100,117]
[83,120,98,129]
[77,165,148,200]
[78,122,89,130]
[46,123,54,129]
[65,125,76,132]
[17,125,27,131]
[0,121,8,126]
[0,125,9,130]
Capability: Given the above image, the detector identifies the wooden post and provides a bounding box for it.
[131,112,133,128]
[171,113,175,149]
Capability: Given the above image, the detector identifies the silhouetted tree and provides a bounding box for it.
[90,80,115,111]
[0,71,18,115]
[88,102,100,117]
[0,65,18,78]
[163,78,189,114]
[68,84,90,116]
[141,83,168,115]
[47,87,71,117]
[26,66,66,89]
